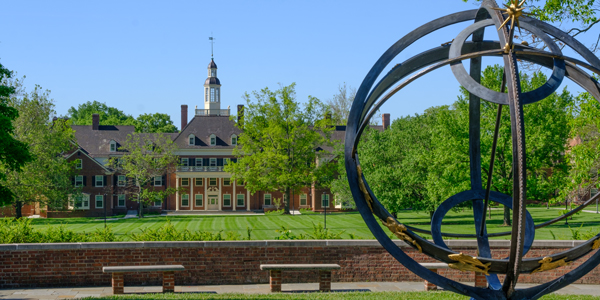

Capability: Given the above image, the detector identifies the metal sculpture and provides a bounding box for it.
[344,0,600,299]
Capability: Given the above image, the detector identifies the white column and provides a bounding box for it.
[218,178,222,211]
[247,189,250,211]
[175,176,180,211]
[204,178,208,211]
[191,177,194,210]
[233,178,236,212]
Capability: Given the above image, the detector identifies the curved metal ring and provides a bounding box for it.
[449,19,565,105]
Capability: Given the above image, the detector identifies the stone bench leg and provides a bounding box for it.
[269,270,282,292]
[424,269,437,291]
[319,270,332,292]
[112,272,124,294]
[475,272,487,288]
[163,271,175,293]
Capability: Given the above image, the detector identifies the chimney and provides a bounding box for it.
[382,113,390,130]
[181,105,188,130]
[92,114,99,130]
[237,105,244,126]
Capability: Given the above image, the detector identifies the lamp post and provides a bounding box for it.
[324,197,327,230]
[565,198,568,226]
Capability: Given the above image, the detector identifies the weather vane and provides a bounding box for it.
[345,0,600,299]
[209,34,215,59]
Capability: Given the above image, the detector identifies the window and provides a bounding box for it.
[231,135,237,145]
[181,178,189,186]
[95,195,104,209]
[195,178,203,186]
[75,175,83,187]
[224,158,230,165]
[95,175,104,187]
[118,175,126,187]
[216,88,220,102]
[181,158,189,166]
[210,88,215,102]
[196,158,203,167]
[237,194,245,207]
[592,188,599,196]
[153,196,162,207]
[205,88,208,102]
[210,135,216,146]
[188,134,195,145]
[264,194,272,206]
[72,194,90,210]
[211,69,216,77]
[322,194,330,207]
[181,194,189,207]
[195,194,203,206]
[300,194,307,206]
[110,140,116,152]
[154,176,162,186]
[223,194,231,207]
[210,158,217,166]
[118,194,125,207]
[223,178,231,186]
[209,178,217,186]
[238,180,244,186]
[75,159,82,169]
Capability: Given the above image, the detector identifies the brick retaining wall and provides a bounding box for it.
[0,240,598,288]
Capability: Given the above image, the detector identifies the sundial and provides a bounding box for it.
[344,0,600,299]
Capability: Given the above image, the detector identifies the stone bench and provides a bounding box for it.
[260,264,341,292]
[421,263,486,290]
[102,265,185,294]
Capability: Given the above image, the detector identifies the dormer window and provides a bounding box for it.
[110,140,117,152]
[188,134,195,146]
[231,135,237,145]
[210,134,216,146]
[211,69,216,77]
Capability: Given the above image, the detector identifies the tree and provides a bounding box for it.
[563,91,600,202]
[107,133,178,218]
[135,113,178,133]
[0,78,76,218]
[326,83,356,125]
[67,101,178,133]
[0,64,33,212]
[225,83,334,214]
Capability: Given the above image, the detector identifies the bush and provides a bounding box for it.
[274,222,345,240]
[0,218,119,243]
[129,219,240,241]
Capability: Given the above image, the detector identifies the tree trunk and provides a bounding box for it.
[15,200,22,219]
[429,211,434,224]
[138,192,144,218]
[503,205,511,226]
[283,188,291,214]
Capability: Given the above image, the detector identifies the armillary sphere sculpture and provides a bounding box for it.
[344,0,600,299]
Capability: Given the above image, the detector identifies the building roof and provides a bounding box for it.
[208,59,217,69]
[71,125,135,157]
[205,77,221,85]
[173,115,241,149]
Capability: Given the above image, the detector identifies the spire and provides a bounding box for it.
[209,35,215,59]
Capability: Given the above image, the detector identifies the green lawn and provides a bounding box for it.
[21,207,600,241]
[83,291,599,300]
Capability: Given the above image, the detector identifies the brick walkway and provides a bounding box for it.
[1,282,600,299]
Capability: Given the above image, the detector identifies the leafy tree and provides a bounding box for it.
[135,113,178,133]
[107,133,178,218]
[0,64,32,211]
[326,83,356,125]
[0,78,76,218]
[67,101,178,133]
[225,83,334,214]
[563,91,600,202]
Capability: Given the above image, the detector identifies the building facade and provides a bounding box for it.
[57,59,388,217]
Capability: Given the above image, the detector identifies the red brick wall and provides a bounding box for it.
[0,241,598,288]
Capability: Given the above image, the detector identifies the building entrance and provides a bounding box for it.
[208,195,219,210]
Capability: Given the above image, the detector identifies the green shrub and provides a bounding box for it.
[264,209,284,215]
[0,218,119,243]
[129,219,239,241]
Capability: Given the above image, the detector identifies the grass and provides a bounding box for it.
[10,207,598,242]
[83,291,600,300]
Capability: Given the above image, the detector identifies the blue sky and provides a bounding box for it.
[0,0,595,129]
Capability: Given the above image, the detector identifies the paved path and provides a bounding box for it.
[1,282,600,299]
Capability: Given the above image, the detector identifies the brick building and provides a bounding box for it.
[57,58,388,217]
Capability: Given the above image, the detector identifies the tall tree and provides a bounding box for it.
[107,133,178,218]
[225,83,334,214]
[326,83,356,125]
[67,101,178,133]
[0,64,32,211]
[0,79,76,218]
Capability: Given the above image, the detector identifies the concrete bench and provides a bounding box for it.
[421,263,486,290]
[103,265,185,294]
[260,264,340,292]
